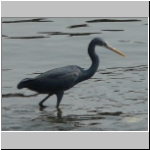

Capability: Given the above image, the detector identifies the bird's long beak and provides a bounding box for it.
[105,44,126,57]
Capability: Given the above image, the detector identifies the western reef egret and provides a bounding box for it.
[17,38,126,109]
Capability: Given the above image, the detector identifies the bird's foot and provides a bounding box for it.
[57,107,61,111]
[39,105,47,111]
[56,107,62,118]
[39,104,47,109]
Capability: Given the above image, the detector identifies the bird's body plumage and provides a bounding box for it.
[17,38,125,108]
[18,65,83,93]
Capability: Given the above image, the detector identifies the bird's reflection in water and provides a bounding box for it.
[57,108,62,119]
[39,106,63,119]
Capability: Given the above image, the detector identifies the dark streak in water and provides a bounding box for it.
[86,19,141,23]
[118,40,146,44]
[107,65,148,72]
[101,29,124,31]
[2,35,8,37]
[70,32,102,36]
[125,98,138,101]
[68,24,88,28]
[2,87,12,88]
[38,32,68,35]
[110,77,129,79]
[6,36,50,39]
[98,111,123,116]
[87,110,97,113]
[133,81,142,82]
[134,41,146,44]
[124,65,148,72]
[128,90,135,93]
[2,18,53,23]
[38,31,101,37]
[28,72,42,75]
[101,71,116,74]
[70,33,95,37]
[2,69,12,71]
[94,79,104,82]
[89,123,101,125]
[114,90,120,92]
[75,115,104,120]
[2,93,39,98]
[118,40,131,43]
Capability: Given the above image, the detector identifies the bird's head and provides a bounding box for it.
[92,38,126,57]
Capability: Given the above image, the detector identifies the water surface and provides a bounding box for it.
[2,17,148,131]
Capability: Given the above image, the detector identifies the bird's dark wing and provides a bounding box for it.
[35,65,82,79]
[29,65,83,92]
[50,71,80,90]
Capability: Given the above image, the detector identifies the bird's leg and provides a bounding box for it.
[56,91,64,109]
[39,94,51,108]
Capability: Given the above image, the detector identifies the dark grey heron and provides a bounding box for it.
[17,38,126,109]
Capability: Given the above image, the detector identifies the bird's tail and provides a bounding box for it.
[17,78,34,89]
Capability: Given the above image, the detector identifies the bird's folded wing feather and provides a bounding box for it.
[35,65,82,79]
[34,65,83,91]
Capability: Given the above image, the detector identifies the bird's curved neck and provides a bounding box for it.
[83,42,100,80]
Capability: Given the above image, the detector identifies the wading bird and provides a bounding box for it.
[17,38,126,109]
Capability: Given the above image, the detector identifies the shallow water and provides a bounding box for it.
[2,17,148,131]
